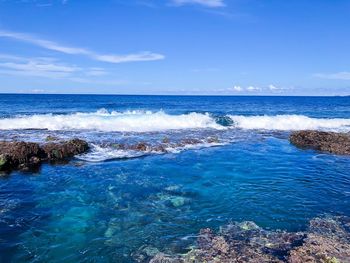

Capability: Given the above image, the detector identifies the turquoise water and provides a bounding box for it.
[0,94,349,262]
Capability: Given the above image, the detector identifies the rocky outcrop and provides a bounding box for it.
[290,130,350,155]
[0,139,89,172]
[149,216,350,263]
[42,139,89,161]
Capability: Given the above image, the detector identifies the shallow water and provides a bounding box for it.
[0,94,349,262]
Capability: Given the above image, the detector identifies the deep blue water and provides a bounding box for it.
[0,94,349,262]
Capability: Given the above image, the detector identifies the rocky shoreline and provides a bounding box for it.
[148,216,350,263]
[0,138,89,172]
[290,130,350,155]
[1,130,349,173]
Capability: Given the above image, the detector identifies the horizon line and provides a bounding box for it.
[0,92,348,97]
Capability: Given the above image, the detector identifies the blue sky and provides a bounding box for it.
[0,0,349,95]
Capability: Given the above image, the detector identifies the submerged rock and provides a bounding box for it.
[150,216,350,263]
[290,130,350,155]
[0,139,89,172]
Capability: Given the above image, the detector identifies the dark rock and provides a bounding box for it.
[180,138,201,146]
[0,154,10,171]
[129,142,149,151]
[290,130,350,155]
[162,137,170,144]
[207,136,219,143]
[0,139,89,172]
[42,139,89,161]
[152,144,167,153]
[0,141,45,171]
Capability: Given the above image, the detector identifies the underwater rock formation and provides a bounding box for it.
[290,130,350,155]
[149,216,350,263]
[0,139,89,172]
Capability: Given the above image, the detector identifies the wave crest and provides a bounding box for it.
[229,114,350,131]
[0,109,223,132]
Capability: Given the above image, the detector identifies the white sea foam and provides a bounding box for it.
[77,144,144,162]
[0,109,223,132]
[77,141,227,162]
[229,115,350,131]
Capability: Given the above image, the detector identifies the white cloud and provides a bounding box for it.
[246,86,261,91]
[94,52,165,63]
[313,72,350,80]
[0,30,165,64]
[232,85,243,92]
[171,0,225,8]
[268,84,278,91]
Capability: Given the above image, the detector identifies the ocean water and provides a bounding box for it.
[0,94,349,262]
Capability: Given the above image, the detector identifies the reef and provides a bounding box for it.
[0,139,89,172]
[149,216,350,263]
[290,130,350,155]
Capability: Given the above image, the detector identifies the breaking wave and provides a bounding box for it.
[0,109,223,132]
[1,110,349,133]
[229,114,350,131]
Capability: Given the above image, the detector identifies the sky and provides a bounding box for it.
[0,0,349,95]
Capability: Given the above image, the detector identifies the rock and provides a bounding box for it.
[45,135,60,141]
[288,217,350,263]
[0,141,45,171]
[207,136,219,143]
[42,139,89,161]
[150,216,350,263]
[150,253,184,263]
[162,137,170,144]
[0,154,9,171]
[180,138,201,145]
[129,142,149,152]
[290,130,350,155]
[0,139,89,172]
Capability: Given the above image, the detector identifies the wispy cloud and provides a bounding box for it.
[313,72,350,80]
[0,30,165,64]
[0,54,107,80]
[171,0,225,8]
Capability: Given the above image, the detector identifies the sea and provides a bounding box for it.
[0,94,349,262]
